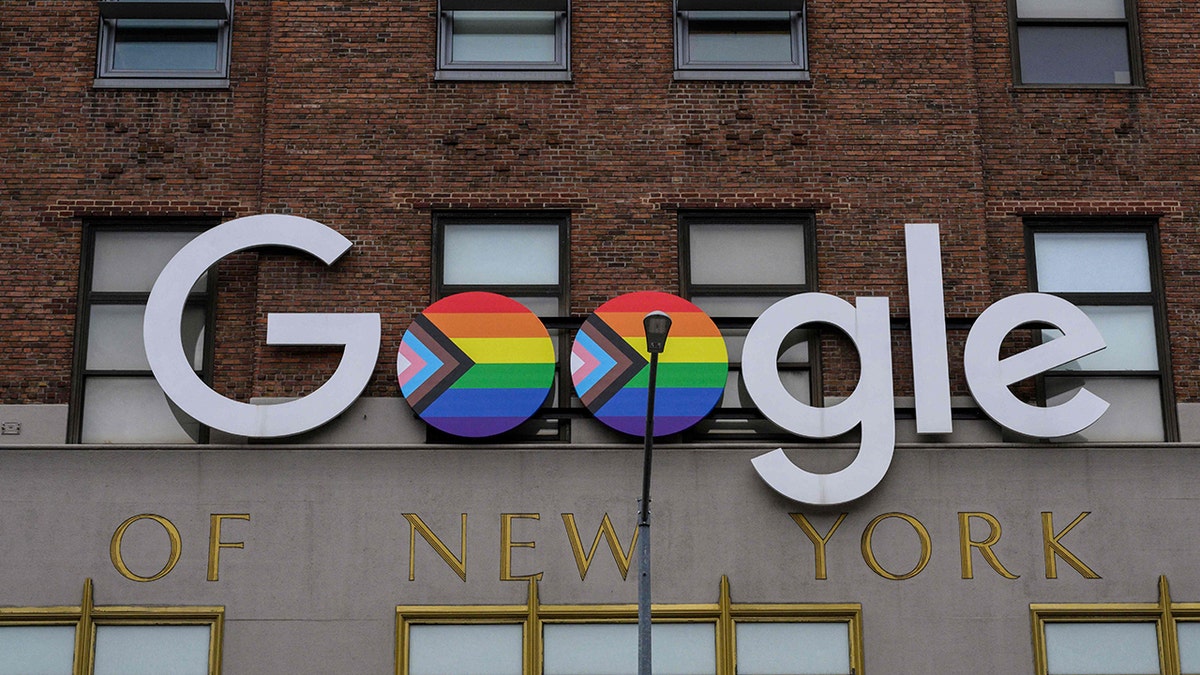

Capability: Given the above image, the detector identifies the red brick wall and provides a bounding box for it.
[3,0,1198,406]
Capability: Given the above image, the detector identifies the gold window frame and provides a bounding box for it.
[0,579,224,675]
[1031,576,1200,675]
[396,576,864,675]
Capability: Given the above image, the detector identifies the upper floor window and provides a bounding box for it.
[1027,221,1175,441]
[680,212,816,438]
[436,0,570,81]
[71,224,214,443]
[432,212,570,440]
[1010,0,1140,86]
[95,0,233,88]
[674,0,808,81]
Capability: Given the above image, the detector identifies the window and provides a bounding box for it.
[1032,577,1200,675]
[398,578,862,675]
[95,0,232,88]
[433,212,570,439]
[1010,0,1140,86]
[674,0,807,81]
[1027,221,1174,441]
[71,224,214,443]
[0,580,223,675]
[680,212,816,438]
[436,0,570,81]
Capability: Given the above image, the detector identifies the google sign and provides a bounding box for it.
[144,215,1109,505]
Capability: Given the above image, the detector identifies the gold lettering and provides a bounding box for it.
[1042,512,1100,579]
[958,512,1019,580]
[110,514,182,583]
[860,512,932,581]
[404,513,467,582]
[207,513,250,582]
[789,513,847,580]
[500,513,543,582]
[561,513,638,581]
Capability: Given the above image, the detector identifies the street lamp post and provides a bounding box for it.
[638,310,672,675]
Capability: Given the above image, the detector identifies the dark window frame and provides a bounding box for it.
[70,220,217,444]
[679,210,818,441]
[435,0,571,82]
[430,211,572,442]
[95,0,233,89]
[673,0,809,81]
[1025,218,1177,441]
[1008,0,1143,88]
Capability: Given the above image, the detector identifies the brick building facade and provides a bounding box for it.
[3,1,1200,673]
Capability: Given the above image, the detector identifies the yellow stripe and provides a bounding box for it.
[629,336,728,363]
[454,337,555,364]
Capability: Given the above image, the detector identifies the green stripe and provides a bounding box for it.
[627,362,727,388]
[452,363,556,389]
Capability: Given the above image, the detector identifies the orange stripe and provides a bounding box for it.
[426,312,549,338]
[594,311,719,338]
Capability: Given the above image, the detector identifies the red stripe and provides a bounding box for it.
[590,291,701,313]
[428,292,536,314]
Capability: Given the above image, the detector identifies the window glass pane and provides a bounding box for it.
[1044,305,1158,371]
[443,224,560,285]
[688,12,793,64]
[779,369,810,403]
[1046,377,1165,441]
[82,378,201,443]
[720,328,813,364]
[725,369,809,407]
[87,305,206,371]
[1034,232,1151,292]
[1043,622,1159,674]
[543,623,717,675]
[408,624,523,675]
[94,624,211,675]
[692,296,786,318]
[689,224,805,285]
[0,625,75,675]
[112,20,222,72]
[1178,621,1200,674]
[778,329,811,364]
[735,622,851,675]
[92,230,205,293]
[1018,26,1131,84]
[451,11,557,63]
[1016,0,1126,19]
[510,296,561,318]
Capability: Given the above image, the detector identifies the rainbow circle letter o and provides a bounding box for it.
[571,292,728,436]
[397,292,555,437]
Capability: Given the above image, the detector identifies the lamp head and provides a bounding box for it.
[643,311,673,355]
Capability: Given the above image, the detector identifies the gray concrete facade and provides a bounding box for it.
[1,442,1195,673]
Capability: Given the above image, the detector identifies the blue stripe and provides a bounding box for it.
[595,387,723,418]
[421,388,549,418]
